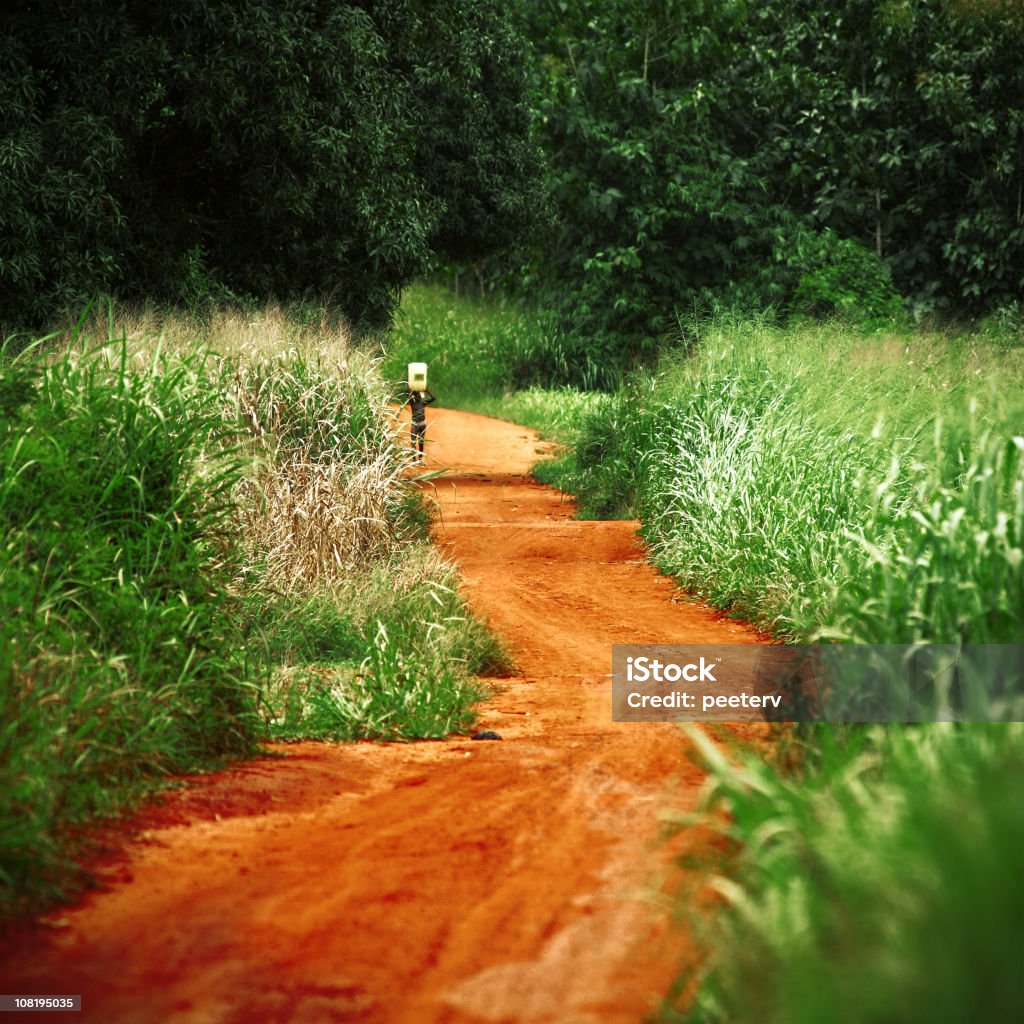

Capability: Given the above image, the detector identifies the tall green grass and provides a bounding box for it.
[1,305,506,920]
[0,331,258,915]
[382,282,544,403]
[665,723,1024,1024]
[564,317,1024,643]
[254,545,505,742]
[552,318,1024,1023]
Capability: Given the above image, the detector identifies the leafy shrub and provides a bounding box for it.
[518,0,1024,379]
[786,230,907,323]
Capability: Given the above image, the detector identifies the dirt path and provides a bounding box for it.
[0,409,766,1023]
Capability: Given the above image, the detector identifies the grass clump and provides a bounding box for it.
[228,347,419,588]
[562,316,1024,643]
[664,723,1024,1024]
[254,545,504,742]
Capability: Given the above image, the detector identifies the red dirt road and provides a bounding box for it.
[1,408,766,1023]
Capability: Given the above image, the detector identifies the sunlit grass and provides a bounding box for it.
[662,722,1024,1024]
[563,315,1024,643]
[587,317,1024,1023]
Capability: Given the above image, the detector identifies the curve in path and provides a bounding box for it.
[0,408,767,1024]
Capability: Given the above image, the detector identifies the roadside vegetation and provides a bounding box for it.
[666,720,1024,1024]
[0,305,504,921]
[390,286,1023,645]
[6,0,1024,1017]
[564,316,1024,644]
[387,282,1024,1023]
[573,317,1024,1024]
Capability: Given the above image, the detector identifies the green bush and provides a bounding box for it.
[520,0,1024,376]
[1,2,543,329]
[785,229,907,324]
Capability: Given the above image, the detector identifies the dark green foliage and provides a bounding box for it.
[0,1,544,329]
[785,230,906,323]
[733,0,1024,318]
[520,0,755,373]
[518,0,1024,375]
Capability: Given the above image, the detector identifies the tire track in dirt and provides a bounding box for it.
[0,408,767,1024]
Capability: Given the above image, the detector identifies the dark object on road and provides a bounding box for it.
[471,731,502,741]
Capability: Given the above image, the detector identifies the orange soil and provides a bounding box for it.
[0,408,768,1024]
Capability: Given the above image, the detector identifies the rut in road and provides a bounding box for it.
[0,407,767,1024]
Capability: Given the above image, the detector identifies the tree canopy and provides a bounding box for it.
[518,0,1024,374]
[3,0,1022,347]
[0,0,544,328]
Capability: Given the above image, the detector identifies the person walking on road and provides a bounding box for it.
[406,386,435,462]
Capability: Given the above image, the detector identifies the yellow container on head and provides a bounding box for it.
[408,362,427,391]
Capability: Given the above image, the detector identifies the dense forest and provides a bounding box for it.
[0,0,543,328]
[3,0,1022,357]
[522,0,1024,375]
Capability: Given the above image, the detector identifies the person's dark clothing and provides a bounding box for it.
[408,388,435,424]
[407,388,435,458]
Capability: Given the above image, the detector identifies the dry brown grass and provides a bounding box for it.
[53,302,358,363]
[232,447,410,589]
[216,314,414,590]
[52,303,416,591]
